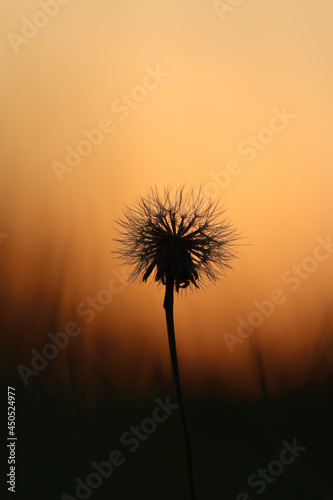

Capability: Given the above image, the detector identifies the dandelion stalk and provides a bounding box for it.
[164,271,197,498]
[114,186,238,499]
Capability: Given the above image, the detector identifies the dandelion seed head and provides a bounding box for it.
[114,186,238,292]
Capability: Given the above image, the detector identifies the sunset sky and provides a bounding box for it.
[1,0,333,400]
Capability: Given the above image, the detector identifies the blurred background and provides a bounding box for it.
[1,1,333,498]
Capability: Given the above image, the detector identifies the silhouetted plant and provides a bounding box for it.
[114,186,238,499]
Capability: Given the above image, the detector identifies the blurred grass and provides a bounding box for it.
[1,354,333,500]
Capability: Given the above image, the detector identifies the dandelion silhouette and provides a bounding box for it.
[114,186,238,499]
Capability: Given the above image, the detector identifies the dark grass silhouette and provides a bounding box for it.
[250,333,332,500]
[6,358,333,500]
[114,186,238,499]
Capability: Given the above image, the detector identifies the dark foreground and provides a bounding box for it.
[1,363,333,500]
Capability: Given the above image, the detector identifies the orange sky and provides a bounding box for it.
[1,0,333,400]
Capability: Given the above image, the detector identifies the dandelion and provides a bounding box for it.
[114,186,238,499]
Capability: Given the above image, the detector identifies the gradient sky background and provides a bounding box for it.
[1,0,333,401]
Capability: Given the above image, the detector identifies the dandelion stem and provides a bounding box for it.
[164,273,196,500]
